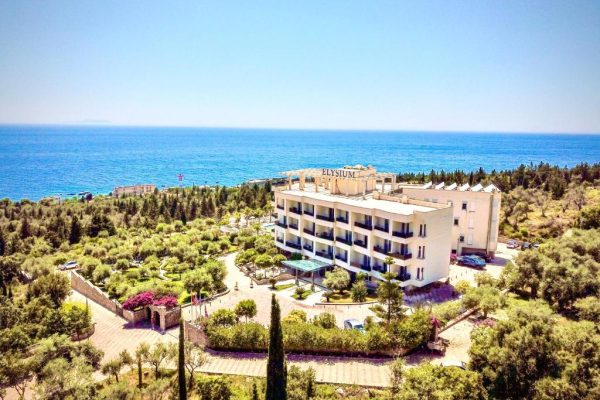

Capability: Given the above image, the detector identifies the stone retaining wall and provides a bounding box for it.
[70,271,122,316]
[123,308,146,324]
[184,320,208,346]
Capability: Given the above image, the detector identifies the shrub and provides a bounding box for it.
[283,310,307,324]
[152,295,178,308]
[122,291,155,310]
[389,310,433,349]
[208,309,238,327]
[432,301,463,327]
[351,280,368,302]
[197,376,232,400]
[312,312,336,329]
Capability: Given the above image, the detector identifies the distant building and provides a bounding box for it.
[112,184,156,197]
[398,182,501,257]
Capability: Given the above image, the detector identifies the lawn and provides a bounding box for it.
[324,292,378,303]
[275,283,296,291]
[292,289,315,300]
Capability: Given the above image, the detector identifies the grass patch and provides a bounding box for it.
[275,283,295,291]
[324,292,378,303]
[292,290,314,300]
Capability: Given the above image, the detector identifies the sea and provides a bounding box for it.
[1,125,599,201]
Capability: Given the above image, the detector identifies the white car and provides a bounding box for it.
[343,319,365,333]
[59,260,79,271]
[440,360,467,370]
[506,239,519,249]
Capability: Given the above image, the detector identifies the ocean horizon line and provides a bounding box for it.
[0,122,599,136]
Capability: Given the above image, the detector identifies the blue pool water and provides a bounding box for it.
[0,125,599,200]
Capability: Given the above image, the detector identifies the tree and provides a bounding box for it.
[266,295,287,400]
[371,272,405,324]
[505,251,546,297]
[144,342,170,379]
[323,268,350,294]
[287,366,316,400]
[27,273,71,307]
[389,358,404,397]
[350,279,367,302]
[182,342,207,390]
[69,215,82,244]
[235,299,257,322]
[101,358,126,383]
[135,342,150,389]
[579,204,600,229]
[573,296,600,322]
[251,382,259,400]
[0,352,34,400]
[254,254,273,270]
[478,286,503,318]
[197,376,231,400]
[35,356,96,400]
[178,319,187,400]
[182,269,213,300]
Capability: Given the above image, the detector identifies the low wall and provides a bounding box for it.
[184,320,208,346]
[70,271,121,316]
[123,308,146,324]
[70,323,96,341]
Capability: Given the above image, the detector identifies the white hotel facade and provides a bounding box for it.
[273,166,501,288]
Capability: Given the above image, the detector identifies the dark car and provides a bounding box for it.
[465,252,492,263]
[521,242,531,250]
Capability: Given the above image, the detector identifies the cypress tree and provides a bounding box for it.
[178,318,187,400]
[252,382,259,400]
[69,215,82,244]
[266,294,287,400]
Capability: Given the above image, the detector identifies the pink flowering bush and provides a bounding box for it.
[153,295,179,308]
[122,291,155,310]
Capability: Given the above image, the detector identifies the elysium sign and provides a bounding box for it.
[321,168,356,178]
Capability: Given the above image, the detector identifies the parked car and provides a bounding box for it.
[59,260,78,271]
[343,319,365,333]
[532,243,540,249]
[506,239,519,249]
[521,242,531,250]
[457,255,486,268]
[465,252,492,263]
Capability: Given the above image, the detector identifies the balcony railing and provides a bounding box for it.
[374,225,389,233]
[354,221,373,230]
[396,272,411,282]
[276,204,284,210]
[303,228,315,236]
[353,240,368,248]
[289,207,302,215]
[351,261,371,271]
[335,237,352,245]
[315,250,333,260]
[289,224,298,230]
[303,209,314,216]
[373,245,391,255]
[336,216,349,224]
[316,214,335,222]
[316,232,334,241]
[372,265,387,273]
[335,254,347,263]
[392,231,414,239]
[303,245,313,252]
[285,241,302,250]
[275,221,288,228]
[392,252,413,260]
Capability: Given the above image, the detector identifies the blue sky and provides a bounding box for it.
[1,1,599,133]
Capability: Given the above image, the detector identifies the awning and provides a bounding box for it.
[282,259,331,273]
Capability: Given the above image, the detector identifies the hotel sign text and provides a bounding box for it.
[322,168,356,178]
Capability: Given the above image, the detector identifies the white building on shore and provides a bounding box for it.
[112,184,156,197]
[273,166,453,288]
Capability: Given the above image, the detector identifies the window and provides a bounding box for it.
[462,201,468,210]
[469,201,476,212]
[418,246,422,258]
[416,268,421,280]
[422,246,426,258]
[459,234,465,243]
[419,224,423,236]
[424,224,427,236]
[454,217,459,226]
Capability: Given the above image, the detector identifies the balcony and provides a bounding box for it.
[316,214,334,222]
[289,224,298,230]
[335,254,348,263]
[303,244,313,252]
[372,265,387,273]
[374,225,389,233]
[285,241,302,250]
[336,216,349,224]
[275,221,288,228]
[303,209,314,216]
[396,272,411,282]
[316,232,334,241]
[303,228,315,236]
[353,240,368,248]
[392,231,413,239]
[354,221,373,230]
[373,245,391,255]
[289,206,302,215]
[315,250,333,260]
[392,252,412,260]
[276,204,284,210]
[335,236,352,245]
[351,261,371,271]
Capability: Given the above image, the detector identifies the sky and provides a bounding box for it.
[0,1,599,133]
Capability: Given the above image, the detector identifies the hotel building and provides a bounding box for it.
[398,182,501,257]
[273,166,453,288]
[112,184,156,197]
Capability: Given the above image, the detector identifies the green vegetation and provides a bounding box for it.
[266,295,287,400]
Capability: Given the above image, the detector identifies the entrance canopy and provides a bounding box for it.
[282,259,330,273]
